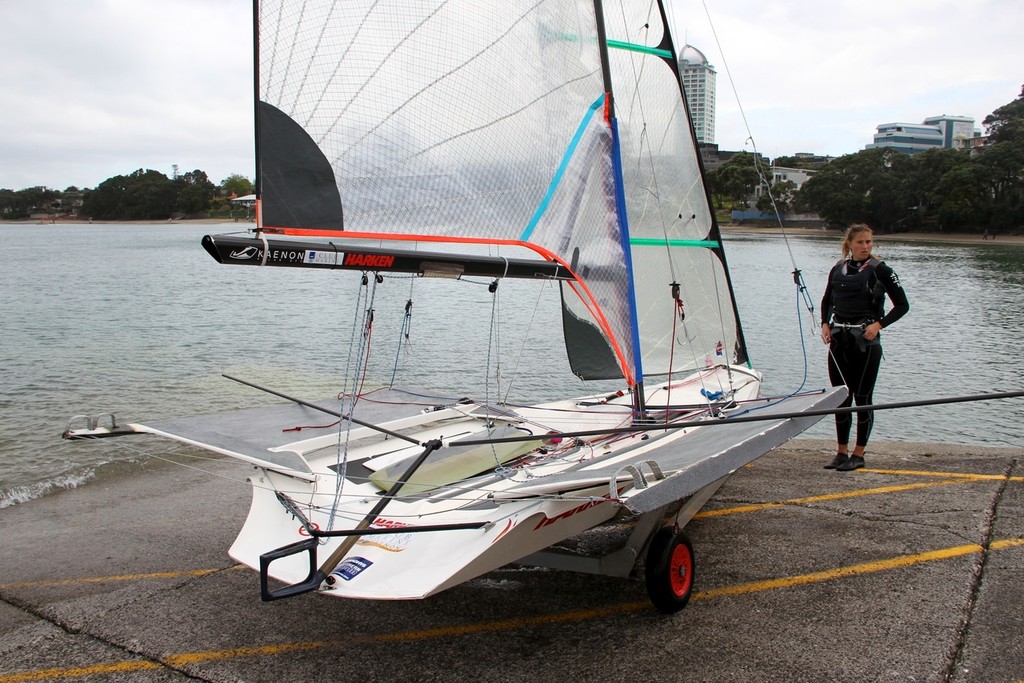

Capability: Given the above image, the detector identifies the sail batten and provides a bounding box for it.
[606,39,672,58]
[631,238,721,248]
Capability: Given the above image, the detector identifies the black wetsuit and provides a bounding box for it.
[820,258,909,448]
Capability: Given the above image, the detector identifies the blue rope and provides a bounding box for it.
[725,268,819,420]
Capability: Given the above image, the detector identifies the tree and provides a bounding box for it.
[982,84,1024,144]
[977,86,1024,231]
[933,163,992,230]
[900,148,970,226]
[796,148,918,230]
[771,155,826,170]
[756,179,796,214]
[0,186,60,219]
[0,188,18,218]
[976,140,1024,230]
[220,173,254,197]
[122,169,176,219]
[707,153,762,208]
[83,169,176,220]
[174,169,216,215]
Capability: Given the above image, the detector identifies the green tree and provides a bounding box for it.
[0,186,61,219]
[982,84,1024,143]
[933,163,992,230]
[82,174,128,219]
[797,148,917,230]
[770,155,827,170]
[0,188,19,218]
[174,169,216,215]
[122,169,176,219]
[83,169,176,220]
[756,179,796,214]
[977,140,1024,230]
[220,173,254,197]
[707,153,761,208]
[977,86,1024,231]
[900,148,970,227]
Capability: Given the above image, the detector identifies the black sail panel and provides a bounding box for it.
[258,101,343,230]
[560,285,625,381]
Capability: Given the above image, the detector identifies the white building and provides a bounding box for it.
[771,166,816,191]
[679,45,716,144]
[867,114,978,155]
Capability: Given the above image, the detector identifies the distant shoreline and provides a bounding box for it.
[720,224,1024,246]
[7,218,1023,246]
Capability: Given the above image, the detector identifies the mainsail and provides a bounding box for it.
[251,0,747,392]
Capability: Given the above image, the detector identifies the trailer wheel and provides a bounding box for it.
[644,527,694,614]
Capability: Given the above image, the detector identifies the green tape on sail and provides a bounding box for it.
[630,238,721,248]
[607,39,673,59]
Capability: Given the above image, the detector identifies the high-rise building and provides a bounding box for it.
[679,45,716,144]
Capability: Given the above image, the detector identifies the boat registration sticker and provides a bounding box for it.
[305,250,339,265]
[331,556,373,581]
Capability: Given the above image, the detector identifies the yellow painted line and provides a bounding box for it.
[0,565,244,591]
[163,641,330,665]
[865,468,1023,482]
[868,466,1019,483]
[695,479,968,519]
[694,540,1024,600]
[0,661,164,683]
[2,539,1022,682]
[697,464,1019,520]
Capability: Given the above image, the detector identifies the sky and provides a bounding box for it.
[1,0,1022,191]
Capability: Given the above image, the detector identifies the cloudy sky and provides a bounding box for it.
[2,0,1021,191]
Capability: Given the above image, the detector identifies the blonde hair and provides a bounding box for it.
[841,223,876,260]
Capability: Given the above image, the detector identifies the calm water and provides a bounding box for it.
[2,223,1022,507]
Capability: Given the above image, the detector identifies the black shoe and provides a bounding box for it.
[836,455,865,471]
[824,452,849,469]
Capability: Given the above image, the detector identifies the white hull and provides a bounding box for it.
[212,365,840,600]
[66,364,846,604]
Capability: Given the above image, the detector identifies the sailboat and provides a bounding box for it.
[65,0,845,613]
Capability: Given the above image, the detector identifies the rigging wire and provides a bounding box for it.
[692,0,824,399]
[501,278,557,405]
[326,271,381,532]
[388,275,416,388]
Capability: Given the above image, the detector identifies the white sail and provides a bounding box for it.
[254,0,746,386]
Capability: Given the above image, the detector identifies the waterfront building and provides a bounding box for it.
[771,166,816,192]
[867,114,979,155]
[679,45,716,144]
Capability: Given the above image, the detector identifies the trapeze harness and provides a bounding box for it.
[820,257,909,448]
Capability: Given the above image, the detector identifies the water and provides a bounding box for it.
[2,223,1022,507]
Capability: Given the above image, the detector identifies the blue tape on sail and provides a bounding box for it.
[519,95,605,242]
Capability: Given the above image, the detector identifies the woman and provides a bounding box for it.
[820,224,909,471]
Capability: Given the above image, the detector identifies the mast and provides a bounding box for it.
[593,0,647,417]
[251,0,261,228]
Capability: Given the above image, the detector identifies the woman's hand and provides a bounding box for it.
[821,323,831,344]
[864,321,882,341]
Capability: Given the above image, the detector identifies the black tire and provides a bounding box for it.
[644,527,695,614]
